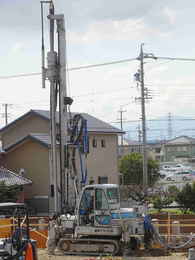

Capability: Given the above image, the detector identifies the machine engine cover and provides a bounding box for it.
[75,225,121,237]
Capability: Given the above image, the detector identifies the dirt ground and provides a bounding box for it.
[38,249,188,260]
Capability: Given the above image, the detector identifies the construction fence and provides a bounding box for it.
[1,214,195,249]
[0,217,48,248]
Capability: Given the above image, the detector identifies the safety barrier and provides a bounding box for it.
[0,217,48,248]
[151,216,195,249]
[0,218,12,238]
[1,215,195,249]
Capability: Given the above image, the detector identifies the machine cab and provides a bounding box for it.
[77,184,113,226]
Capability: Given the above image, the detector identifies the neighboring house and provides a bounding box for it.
[118,139,142,158]
[0,166,32,186]
[163,135,195,162]
[147,141,164,161]
[0,166,32,203]
[119,139,162,161]
[0,110,122,213]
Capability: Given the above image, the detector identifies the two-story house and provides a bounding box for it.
[118,138,163,161]
[162,135,195,162]
[0,110,122,213]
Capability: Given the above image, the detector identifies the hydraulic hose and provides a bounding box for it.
[152,224,195,249]
[144,215,195,250]
[69,114,88,187]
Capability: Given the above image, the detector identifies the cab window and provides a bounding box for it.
[95,189,109,210]
[106,188,119,204]
[80,188,94,210]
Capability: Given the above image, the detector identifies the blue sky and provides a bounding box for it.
[0,0,195,139]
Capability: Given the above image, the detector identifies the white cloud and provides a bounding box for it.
[68,18,171,44]
[163,7,177,26]
[10,42,24,54]
[0,0,195,129]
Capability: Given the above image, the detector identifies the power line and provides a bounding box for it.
[146,83,195,87]
[111,118,195,123]
[156,57,195,62]
[0,72,41,79]
[1,55,195,80]
[69,58,136,71]
[0,58,136,80]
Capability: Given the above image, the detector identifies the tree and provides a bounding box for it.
[119,152,159,186]
[120,184,149,204]
[0,181,21,203]
[175,183,195,213]
[167,185,179,201]
[152,195,173,212]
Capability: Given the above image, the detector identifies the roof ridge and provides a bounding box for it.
[1,109,123,134]
[0,167,32,186]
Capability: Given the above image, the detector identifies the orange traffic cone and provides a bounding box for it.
[25,243,34,260]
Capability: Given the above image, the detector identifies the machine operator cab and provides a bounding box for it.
[77,184,120,224]
[75,184,122,238]
[77,184,114,227]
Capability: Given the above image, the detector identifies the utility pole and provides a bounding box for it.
[4,104,8,125]
[1,104,12,126]
[135,44,156,187]
[139,44,148,187]
[137,124,142,153]
[118,108,126,146]
[137,125,142,143]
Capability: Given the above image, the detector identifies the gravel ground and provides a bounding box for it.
[38,249,187,260]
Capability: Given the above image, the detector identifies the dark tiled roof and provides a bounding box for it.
[29,133,52,145]
[33,110,123,133]
[0,109,123,134]
[123,138,141,145]
[0,167,32,186]
[29,133,53,146]
[165,135,195,145]
[4,133,53,151]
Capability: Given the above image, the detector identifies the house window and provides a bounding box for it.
[98,176,108,184]
[92,138,97,148]
[182,146,187,152]
[101,139,106,148]
[167,147,173,152]
[155,148,161,153]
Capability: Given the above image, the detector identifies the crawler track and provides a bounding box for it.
[58,238,120,255]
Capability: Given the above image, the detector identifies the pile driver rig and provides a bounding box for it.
[41,1,144,255]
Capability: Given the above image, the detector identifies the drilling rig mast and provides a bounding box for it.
[41,1,69,213]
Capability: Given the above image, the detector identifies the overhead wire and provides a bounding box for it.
[156,56,195,62]
[1,54,195,132]
[110,118,195,124]
[0,58,137,80]
[0,55,194,80]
